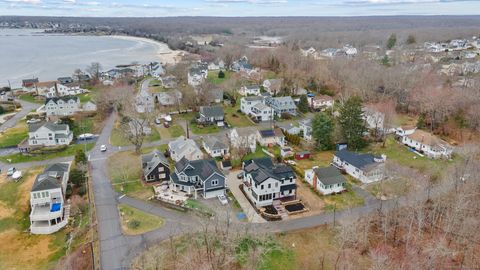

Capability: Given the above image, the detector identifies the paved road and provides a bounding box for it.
[0,100,40,132]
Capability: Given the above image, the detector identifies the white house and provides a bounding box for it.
[27,122,73,147]
[309,95,334,111]
[332,150,386,183]
[242,158,297,207]
[187,65,208,87]
[202,135,229,158]
[299,119,312,140]
[240,96,273,122]
[44,96,81,117]
[394,125,416,137]
[304,166,346,195]
[208,59,225,71]
[265,96,297,117]
[229,127,258,153]
[239,85,261,96]
[154,90,182,106]
[30,163,71,234]
[262,79,283,95]
[82,101,97,112]
[135,91,155,113]
[400,129,453,159]
[43,83,88,98]
[168,136,203,162]
[343,45,358,56]
[257,128,285,147]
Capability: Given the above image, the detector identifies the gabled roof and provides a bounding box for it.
[32,162,70,192]
[245,85,260,90]
[175,157,224,182]
[232,126,259,137]
[45,96,79,105]
[168,136,202,158]
[406,129,448,148]
[244,158,294,184]
[142,149,169,176]
[313,166,346,185]
[199,106,224,118]
[335,150,382,169]
[203,136,227,151]
[29,122,69,133]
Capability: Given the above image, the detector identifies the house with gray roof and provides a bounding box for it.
[44,96,81,117]
[332,150,386,183]
[231,56,253,73]
[242,158,297,207]
[168,136,203,162]
[240,96,273,122]
[262,79,283,95]
[30,162,71,234]
[170,157,226,199]
[265,96,297,117]
[187,63,208,87]
[154,90,182,106]
[239,85,261,96]
[198,105,225,126]
[142,149,170,183]
[202,135,229,158]
[304,166,346,195]
[26,122,73,147]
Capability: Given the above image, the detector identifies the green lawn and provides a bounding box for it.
[207,70,230,85]
[169,124,185,137]
[118,204,164,235]
[322,183,365,211]
[367,136,457,176]
[224,104,254,127]
[148,79,162,87]
[72,118,94,137]
[184,199,213,215]
[110,124,161,147]
[17,94,44,104]
[190,122,220,134]
[242,145,269,161]
[0,143,94,163]
[77,93,93,103]
[0,122,28,148]
[107,150,154,200]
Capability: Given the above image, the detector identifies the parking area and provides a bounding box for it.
[226,170,266,223]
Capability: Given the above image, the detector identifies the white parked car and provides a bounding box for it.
[26,118,41,124]
[100,145,107,152]
[7,167,16,176]
[217,194,228,205]
[12,171,22,181]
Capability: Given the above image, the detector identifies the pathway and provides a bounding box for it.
[0,100,40,132]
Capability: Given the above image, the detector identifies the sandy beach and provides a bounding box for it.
[110,35,185,65]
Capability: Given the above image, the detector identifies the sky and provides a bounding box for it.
[0,0,479,17]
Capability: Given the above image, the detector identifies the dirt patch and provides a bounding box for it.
[293,180,325,217]
[0,229,56,270]
[55,243,93,270]
[0,201,14,219]
[18,168,43,211]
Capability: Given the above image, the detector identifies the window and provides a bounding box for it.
[211,180,218,186]
[268,183,271,189]
[261,185,264,190]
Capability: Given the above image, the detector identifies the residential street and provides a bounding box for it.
[0,100,40,132]
[0,109,448,270]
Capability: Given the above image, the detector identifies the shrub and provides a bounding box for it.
[65,184,73,199]
[128,220,141,229]
[78,185,87,196]
[218,70,225,78]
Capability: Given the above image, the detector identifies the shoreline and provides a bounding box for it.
[109,35,185,65]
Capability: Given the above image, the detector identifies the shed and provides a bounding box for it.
[295,151,311,160]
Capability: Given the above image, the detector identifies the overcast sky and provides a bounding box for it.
[0,0,479,17]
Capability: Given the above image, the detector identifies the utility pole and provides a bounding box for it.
[333,203,336,226]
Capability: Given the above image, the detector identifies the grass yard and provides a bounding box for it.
[72,117,94,137]
[77,93,93,103]
[322,183,365,211]
[190,122,220,134]
[294,150,334,171]
[0,121,28,148]
[224,104,254,128]
[107,150,154,200]
[118,204,164,235]
[207,70,230,85]
[184,199,213,215]
[0,143,94,163]
[156,124,184,139]
[110,122,161,146]
[366,177,411,199]
[0,167,71,270]
[367,136,456,176]
[17,94,45,104]
[243,145,269,161]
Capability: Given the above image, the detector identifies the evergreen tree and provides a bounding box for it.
[339,96,367,150]
[312,112,334,151]
[218,70,225,79]
[386,33,397,49]
[406,34,416,45]
[298,95,309,113]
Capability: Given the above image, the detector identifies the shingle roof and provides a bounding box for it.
[32,163,70,192]
[313,166,346,185]
[45,96,79,105]
[244,158,294,184]
[28,122,69,133]
[142,149,169,176]
[335,150,380,169]
[203,136,227,151]
[199,106,224,118]
[175,158,224,182]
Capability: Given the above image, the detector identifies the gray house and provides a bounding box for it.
[202,135,229,158]
[170,157,226,199]
[198,106,225,126]
[265,96,297,117]
[142,149,170,183]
